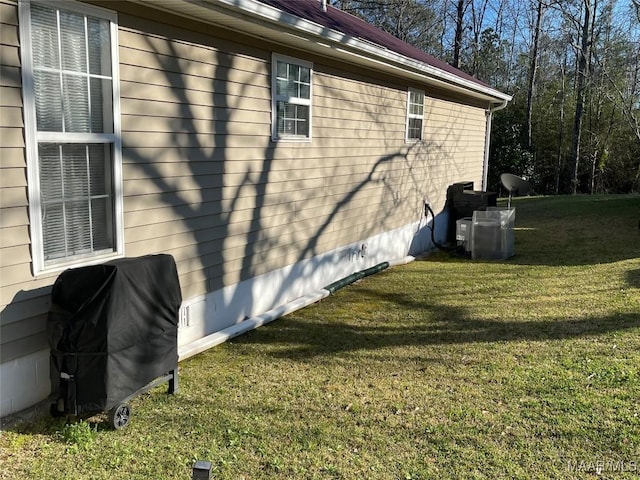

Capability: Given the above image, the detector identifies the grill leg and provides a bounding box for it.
[168,367,179,394]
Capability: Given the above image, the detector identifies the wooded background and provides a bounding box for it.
[332,0,640,195]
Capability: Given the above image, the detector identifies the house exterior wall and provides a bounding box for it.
[1,0,54,415]
[0,0,488,416]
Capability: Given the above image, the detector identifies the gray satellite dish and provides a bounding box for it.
[500,173,531,208]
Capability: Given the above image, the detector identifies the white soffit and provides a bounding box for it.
[131,0,512,104]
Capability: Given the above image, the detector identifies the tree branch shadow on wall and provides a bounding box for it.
[0,4,494,387]
[120,8,473,332]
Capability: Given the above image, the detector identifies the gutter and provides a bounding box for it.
[216,0,511,102]
[482,98,510,191]
[135,0,511,104]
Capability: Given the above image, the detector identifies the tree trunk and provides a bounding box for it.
[453,0,465,69]
[570,0,593,194]
[590,150,598,194]
[555,54,567,194]
[469,0,490,76]
[526,0,544,151]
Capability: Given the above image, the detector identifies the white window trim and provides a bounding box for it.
[271,53,313,142]
[405,88,425,143]
[19,0,124,277]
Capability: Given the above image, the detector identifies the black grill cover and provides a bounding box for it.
[48,254,181,413]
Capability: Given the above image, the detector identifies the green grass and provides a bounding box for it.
[2,194,639,479]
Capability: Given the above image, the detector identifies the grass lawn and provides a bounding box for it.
[1,194,639,479]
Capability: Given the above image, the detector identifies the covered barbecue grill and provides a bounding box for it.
[48,254,182,429]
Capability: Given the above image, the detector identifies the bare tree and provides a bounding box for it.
[526,0,545,151]
[453,0,467,68]
[569,0,595,194]
[468,0,491,75]
[555,54,567,194]
[601,47,640,188]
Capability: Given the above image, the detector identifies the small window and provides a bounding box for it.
[406,89,424,142]
[272,54,312,141]
[20,0,123,274]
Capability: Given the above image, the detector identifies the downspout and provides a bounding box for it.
[482,99,509,191]
[324,261,390,293]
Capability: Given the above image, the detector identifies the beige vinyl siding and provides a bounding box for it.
[1,1,489,364]
[0,0,52,363]
[117,7,488,299]
[118,15,272,299]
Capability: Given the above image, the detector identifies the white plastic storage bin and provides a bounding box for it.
[471,208,515,260]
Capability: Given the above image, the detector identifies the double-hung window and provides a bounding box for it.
[19,0,123,274]
[406,88,424,142]
[272,54,312,141]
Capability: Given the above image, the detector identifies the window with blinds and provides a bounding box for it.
[20,1,123,273]
[272,54,312,141]
[406,89,424,142]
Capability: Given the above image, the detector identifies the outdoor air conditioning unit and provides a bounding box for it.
[446,181,497,243]
[456,217,472,254]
